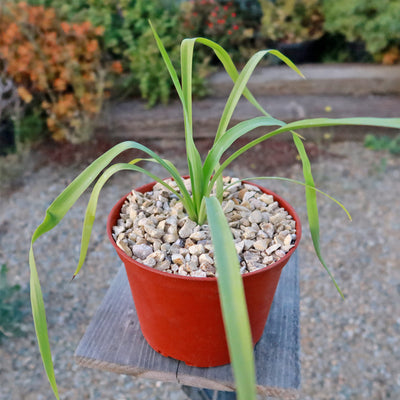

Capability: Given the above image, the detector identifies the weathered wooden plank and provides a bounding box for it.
[75,267,180,383]
[75,251,300,398]
[176,251,300,399]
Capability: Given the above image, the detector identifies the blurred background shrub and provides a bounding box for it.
[0,1,107,143]
[364,133,400,155]
[259,0,324,44]
[0,264,28,343]
[323,0,400,64]
[0,0,399,149]
[26,0,207,106]
[180,0,256,61]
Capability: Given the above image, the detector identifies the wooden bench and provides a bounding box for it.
[75,251,300,399]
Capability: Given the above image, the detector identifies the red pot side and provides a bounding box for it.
[107,180,302,367]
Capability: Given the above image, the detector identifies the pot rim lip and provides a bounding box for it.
[107,178,302,282]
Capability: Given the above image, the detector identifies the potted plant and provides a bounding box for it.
[29,24,400,400]
[259,0,324,63]
[323,0,400,63]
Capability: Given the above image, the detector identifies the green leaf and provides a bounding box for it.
[29,250,59,400]
[197,47,301,206]
[276,117,400,132]
[74,162,187,278]
[148,21,185,104]
[150,25,203,216]
[180,38,205,213]
[212,117,400,186]
[30,141,190,244]
[213,49,304,142]
[202,116,285,189]
[193,38,293,118]
[205,197,256,400]
[29,142,144,400]
[292,134,344,298]
[29,141,191,399]
[181,39,195,127]
[180,40,303,209]
[229,176,352,221]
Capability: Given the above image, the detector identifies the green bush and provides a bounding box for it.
[364,133,400,155]
[0,265,27,342]
[180,1,248,49]
[323,0,400,60]
[259,0,324,44]
[16,111,45,144]
[27,0,208,106]
[124,4,184,106]
[179,0,260,63]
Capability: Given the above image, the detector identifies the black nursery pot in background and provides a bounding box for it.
[276,40,320,64]
[0,117,15,155]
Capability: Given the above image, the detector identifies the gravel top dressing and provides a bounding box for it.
[112,177,296,277]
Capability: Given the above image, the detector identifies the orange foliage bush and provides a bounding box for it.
[0,2,108,143]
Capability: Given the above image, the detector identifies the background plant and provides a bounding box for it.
[259,0,324,44]
[179,0,254,59]
[0,2,107,143]
[323,0,400,63]
[364,133,400,155]
[124,4,185,106]
[1,58,48,152]
[26,0,208,106]
[0,264,28,342]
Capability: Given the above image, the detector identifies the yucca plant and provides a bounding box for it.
[29,23,400,400]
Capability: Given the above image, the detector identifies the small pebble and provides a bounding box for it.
[131,244,153,259]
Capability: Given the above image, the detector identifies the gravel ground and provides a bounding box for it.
[0,139,399,399]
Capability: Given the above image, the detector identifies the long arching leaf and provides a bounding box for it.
[276,117,400,132]
[180,38,205,212]
[212,117,400,186]
[213,49,304,143]
[180,38,303,203]
[29,141,190,399]
[74,162,189,278]
[150,25,203,217]
[31,141,191,245]
[29,249,59,399]
[226,176,352,221]
[292,133,344,298]
[202,116,285,187]
[192,38,289,118]
[205,197,256,400]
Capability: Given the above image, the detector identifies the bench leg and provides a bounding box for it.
[181,385,237,399]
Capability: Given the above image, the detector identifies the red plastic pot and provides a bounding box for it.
[107,179,301,367]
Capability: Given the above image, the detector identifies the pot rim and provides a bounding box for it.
[107,178,302,282]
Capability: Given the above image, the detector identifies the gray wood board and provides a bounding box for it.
[75,251,300,399]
